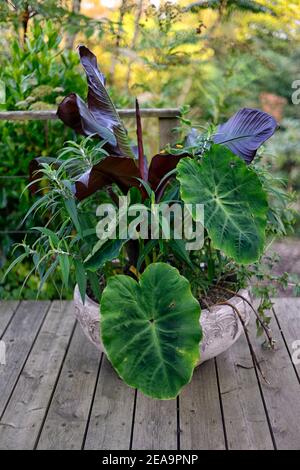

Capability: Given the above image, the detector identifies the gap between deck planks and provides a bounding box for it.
[0,301,51,419]
[0,301,19,337]
[250,298,300,450]
[0,298,300,450]
[0,301,76,449]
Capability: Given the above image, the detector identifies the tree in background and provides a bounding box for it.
[74,1,299,121]
[2,0,298,121]
[0,0,104,44]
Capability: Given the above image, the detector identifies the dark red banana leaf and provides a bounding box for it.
[74,156,142,201]
[148,153,187,193]
[213,108,277,164]
[29,152,185,202]
[56,93,117,147]
[73,153,186,201]
[135,98,148,181]
[57,45,134,159]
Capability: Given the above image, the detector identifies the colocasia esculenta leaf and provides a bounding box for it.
[177,144,269,264]
[101,262,202,399]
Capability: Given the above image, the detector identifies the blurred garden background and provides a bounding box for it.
[0,0,300,300]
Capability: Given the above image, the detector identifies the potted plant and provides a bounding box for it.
[7,46,297,400]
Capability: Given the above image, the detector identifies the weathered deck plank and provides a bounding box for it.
[36,324,101,450]
[132,393,177,450]
[0,301,50,417]
[216,334,274,450]
[249,305,300,450]
[0,301,75,450]
[272,297,300,377]
[84,356,135,450]
[0,301,19,336]
[0,298,299,450]
[180,359,226,450]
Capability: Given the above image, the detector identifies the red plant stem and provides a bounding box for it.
[135,98,146,180]
[217,285,274,348]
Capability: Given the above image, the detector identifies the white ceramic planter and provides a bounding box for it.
[73,285,251,363]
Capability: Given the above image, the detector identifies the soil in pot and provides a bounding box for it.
[85,272,240,309]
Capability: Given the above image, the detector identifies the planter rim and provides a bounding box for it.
[73,284,251,363]
[75,284,250,313]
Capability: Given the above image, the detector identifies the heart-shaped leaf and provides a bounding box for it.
[101,263,201,399]
[213,108,277,163]
[177,145,268,264]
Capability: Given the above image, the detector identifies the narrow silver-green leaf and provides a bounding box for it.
[3,252,29,280]
[64,198,82,238]
[59,254,70,289]
[85,238,127,271]
[32,226,60,248]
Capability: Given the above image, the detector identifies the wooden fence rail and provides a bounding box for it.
[0,108,181,150]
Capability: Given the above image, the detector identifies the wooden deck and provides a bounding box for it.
[0,298,299,450]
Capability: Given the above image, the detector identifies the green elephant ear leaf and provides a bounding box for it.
[100,263,201,399]
[177,145,268,264]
